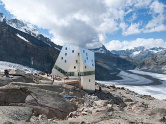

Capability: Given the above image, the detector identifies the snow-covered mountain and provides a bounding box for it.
[111,46,166,62]
[0,12,61,50]
[91,45,110,54]
[7,19,39,37]
[0,13,38,36]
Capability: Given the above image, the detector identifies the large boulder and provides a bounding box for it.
[0,85,77,119]
[0,106,33,123]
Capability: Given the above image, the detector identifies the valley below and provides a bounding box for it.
[98,70,166,100]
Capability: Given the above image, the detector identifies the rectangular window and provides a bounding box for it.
[86,53,88,56]
[84,60,86,63]
[65,60,67,63]
[87,57,88,60]
[72,50,74,53]
[83,50,85,53]
[91,59,93,62]
[61,57,63,60]
[78,53,80,56]
[76,60,78,63]
[74,66,76,69]
[89,79,91,82]
[65,47,67,50]
[67,72,74,76]
[85,66,86,69]
[65,53,67,56]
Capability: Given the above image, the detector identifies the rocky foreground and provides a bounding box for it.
[0,70,166,124]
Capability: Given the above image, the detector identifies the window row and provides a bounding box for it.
[73,65,87,69]
[54,65,95,76]
[54,65,67,75]
[78,71,95,76]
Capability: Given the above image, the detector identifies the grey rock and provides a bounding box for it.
[0,106,33,123]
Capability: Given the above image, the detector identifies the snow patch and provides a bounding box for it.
[0,61,39,74]
[149,49,163,53]
[7,20,39,37]
[0,16,5,22]
[16,33,29,42]
[132,51,141,56]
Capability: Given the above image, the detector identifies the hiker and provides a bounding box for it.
[99,85,102,91]
[52,75,55,84]
[3,69,9,77]
[45,70,48,76]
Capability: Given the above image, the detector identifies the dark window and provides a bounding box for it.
[84,60,86,63]
[65,47,67,50]
[65,60,67,63]
[67,72,74,76]
[78,53,80,56]
[65,53,67,56]
[83,50,85,53]
[92,64,94,66]
[72,50,74,53]
[76,60,78,63]
[86,53,88,56]
[89,79,91,82]
[87,57,88,60]
[78,71,95,76]
[85,66,86,69]
[61,57,63,60]
[74,66,76,69]
[91,59,93,62]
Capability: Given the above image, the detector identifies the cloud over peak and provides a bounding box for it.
[1,0,166,49]
[105,38,166,51]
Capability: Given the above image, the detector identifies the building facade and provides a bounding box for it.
[52,45,95,91]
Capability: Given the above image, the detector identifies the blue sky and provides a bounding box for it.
[0,0,166,50]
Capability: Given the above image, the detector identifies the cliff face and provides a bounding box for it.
[140,54,166,73]
[0,22,59,72]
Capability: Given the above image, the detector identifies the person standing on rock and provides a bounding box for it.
[45,70,48,76]
[52,75,55,84]
[3,69,9,77]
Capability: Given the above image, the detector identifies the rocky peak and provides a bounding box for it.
[0,12,59,49]
[6,19,39,36]
[91,44,109,54]
[0,13,6,22]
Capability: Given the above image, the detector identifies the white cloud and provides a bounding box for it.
[144,1,166,33]
[150,0,164,14]
[1,0,109,48]
[122,23,141,36]
[1,0,166,49]
[144,24,166,33]
[105,38,166,50]
[134,0,152,8]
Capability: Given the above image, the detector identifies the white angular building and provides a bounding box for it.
[52,45,95,92]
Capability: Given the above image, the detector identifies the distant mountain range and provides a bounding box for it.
[111,46,166,62]
[111,46,166,73]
